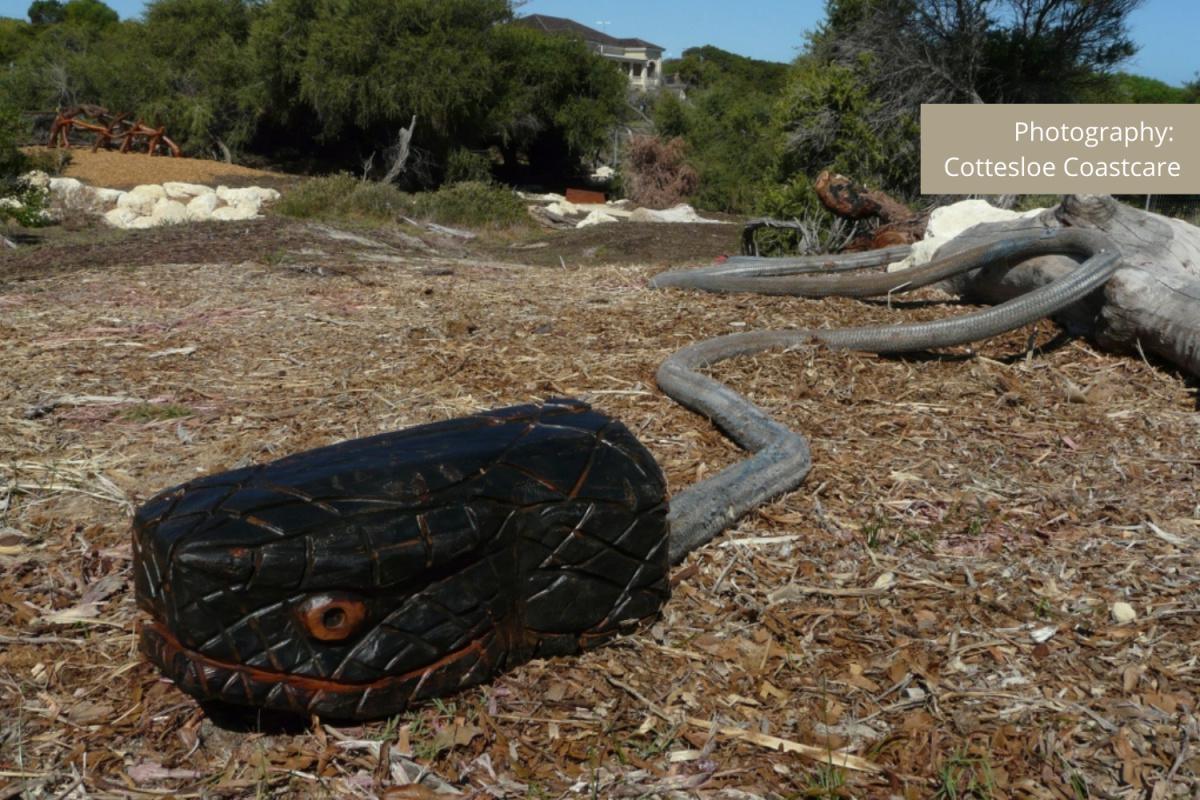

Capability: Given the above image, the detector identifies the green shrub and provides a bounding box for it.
[445,148,494,184]
[276,174,413,221]
[276,172,355,215]
[1080,72,1191,104]
[0,103,28,181]
[775,56,920,199]
[651,51,784,213]
[1,101,48,227]
[1,182,50,227]
[750,175,859,256]
[754,173,824,221]
[341,181,413,219]
[277,175,528,230]
[22,148,72,176]
[411,181,528,229]
[276,174,356,218]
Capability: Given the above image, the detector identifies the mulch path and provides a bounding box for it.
[0,223,1197,798]
[1,218,313,283]
[478,220,745,269]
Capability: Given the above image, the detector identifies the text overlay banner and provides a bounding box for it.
[921,104,1200,195]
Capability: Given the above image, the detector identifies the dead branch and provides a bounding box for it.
[381,115,418,184]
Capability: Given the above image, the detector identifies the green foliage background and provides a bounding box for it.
[1,0,1196,218]
[0,0,628,185]
[1,99,47,225]
[275,174,529,229]
[654,47,787,213]
[654,1,1195,220]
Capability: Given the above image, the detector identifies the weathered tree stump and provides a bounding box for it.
[814,170,928,249]
[936,195,1200,377]
[814,170,913,224]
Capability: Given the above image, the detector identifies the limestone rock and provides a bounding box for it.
[126,215,159,230]
[151,198,188,226]
[23,170,51,190]
[47,176,87,202]
[232,199,263,217]
[217,186,280,205]
[103,207,139,228]
[92,188,125,206]
[590,203,632,219]
[211,204,258,221]
[546,200,581,217]
[629,204,721,224]
[47,180,280,228]
[889,200,1045,272]
[576,210,620,228]
[163,182,214,200]
[118,185,166,215]
[131,184,167,201]
[186,193,220,221]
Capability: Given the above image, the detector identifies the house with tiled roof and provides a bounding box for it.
[516,14,665,92]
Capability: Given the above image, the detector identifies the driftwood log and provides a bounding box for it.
[740,172,928,256]
[661,194,1199,380]
[938,195,1200,377]
[651,194,1197,561]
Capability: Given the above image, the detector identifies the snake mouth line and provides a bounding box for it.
[140,619,488,716]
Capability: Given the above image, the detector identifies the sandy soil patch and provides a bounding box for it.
[28,146,290,190]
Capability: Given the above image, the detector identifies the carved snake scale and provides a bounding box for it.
[134,227,1120,719]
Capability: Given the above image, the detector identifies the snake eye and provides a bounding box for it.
[296,594,368,642]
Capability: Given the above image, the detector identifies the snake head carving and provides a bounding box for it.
[133,399,669,720]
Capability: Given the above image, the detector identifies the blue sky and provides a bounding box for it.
[0,0,1195,86]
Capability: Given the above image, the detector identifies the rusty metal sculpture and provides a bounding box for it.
[48,105,181,158]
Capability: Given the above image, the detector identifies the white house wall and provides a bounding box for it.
[590,43,664,90]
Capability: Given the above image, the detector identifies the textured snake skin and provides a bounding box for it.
[134,399,669,720]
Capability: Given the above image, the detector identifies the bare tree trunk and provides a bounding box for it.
[935,195,1200,376]
[382,115,418,184]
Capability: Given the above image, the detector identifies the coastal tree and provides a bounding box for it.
[653,47,788,212]
[768,0,1147,203]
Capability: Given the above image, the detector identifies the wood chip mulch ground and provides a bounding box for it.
[1,221,1197,798]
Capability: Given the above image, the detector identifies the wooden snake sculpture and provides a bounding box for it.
[134,228,1120,719]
